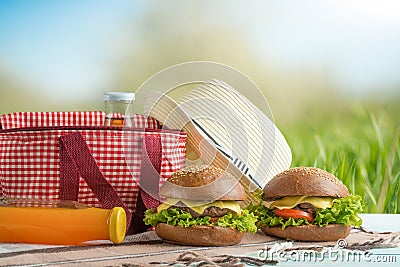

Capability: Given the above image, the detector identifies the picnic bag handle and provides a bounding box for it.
[58,131,162,235]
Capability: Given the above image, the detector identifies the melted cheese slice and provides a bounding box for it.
[265,196,335,209]
[157,198,242,215]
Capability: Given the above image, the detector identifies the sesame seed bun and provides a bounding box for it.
[261,167,352,241]
[263,167,350,200]
[159,165,246,201]
[155,165,248,246]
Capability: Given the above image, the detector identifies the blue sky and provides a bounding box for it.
[1,0,400,105]
[0,0,138,100]
[248,1,400,93]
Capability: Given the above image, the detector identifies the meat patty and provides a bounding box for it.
[169,203,232,218]
[294,202,316,216]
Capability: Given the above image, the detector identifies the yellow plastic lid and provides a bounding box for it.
[108,207,126,244]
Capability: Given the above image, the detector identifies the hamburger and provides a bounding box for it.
[143,165,258,246]
[249,167,363,241]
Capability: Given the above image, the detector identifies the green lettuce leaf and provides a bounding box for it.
[143,208,258,233]
[313,195,364,227]
[217,209,258,233]
[246,195,364,229]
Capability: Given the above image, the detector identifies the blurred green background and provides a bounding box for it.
[1,1,399,213]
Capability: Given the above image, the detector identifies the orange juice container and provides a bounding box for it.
[0,198,126,245]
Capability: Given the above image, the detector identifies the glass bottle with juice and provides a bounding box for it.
[103,92,135,127]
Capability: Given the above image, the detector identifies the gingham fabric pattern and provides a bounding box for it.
[0,113,186,212]
[0,128,186,211]
[0,111,160,130]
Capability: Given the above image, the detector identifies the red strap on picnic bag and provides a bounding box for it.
[59,131,161,235]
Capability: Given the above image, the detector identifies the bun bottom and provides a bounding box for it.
[261,224,351,242]
[155,223,246,246]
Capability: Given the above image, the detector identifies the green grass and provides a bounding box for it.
[281,102,400,214]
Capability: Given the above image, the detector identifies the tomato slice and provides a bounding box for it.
[274,208,314,223]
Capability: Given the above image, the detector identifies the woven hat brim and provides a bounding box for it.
[144,79,292,203]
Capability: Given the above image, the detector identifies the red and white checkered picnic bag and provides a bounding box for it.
[0,112,187,234]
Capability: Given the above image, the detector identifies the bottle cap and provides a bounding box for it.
[104,92,135,102]
[108,207,127,244]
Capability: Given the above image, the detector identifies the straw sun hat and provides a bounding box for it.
[143,79,291,203]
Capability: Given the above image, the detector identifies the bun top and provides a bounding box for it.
[263,167,350,200]
[159,165,246,201]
